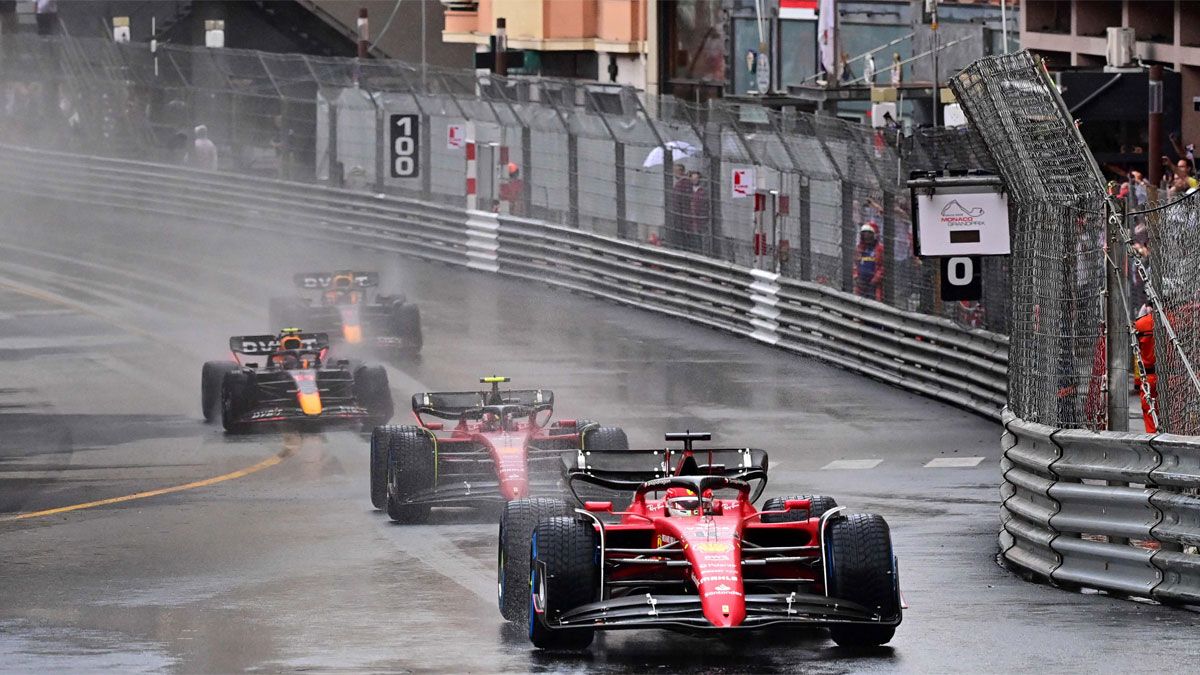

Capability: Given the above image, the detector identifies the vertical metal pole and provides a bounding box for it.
[357,8,370,59]
[374,95,386,193]
[799,177,812,281]
[522,126,532,217]
[615,141,629,238]
[1148,64,1164,189]
[568,129,580,228]
[328,103,340,186]
[1000,0,1009,55]
[1107,201,1131,432]
[882,190,896,305]
[841,182,855,292]
[931,1,940,127]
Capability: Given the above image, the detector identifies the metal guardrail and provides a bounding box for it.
[1001,408,1200,604]
[0,143,1006,419]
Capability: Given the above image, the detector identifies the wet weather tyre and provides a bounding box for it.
[582,426,628,452]
[760,495,838,523]
[392,303,422,355]
[369,426,393,510]
[202,361,239,422]
[354,365,394,427]
[383,426,435,523]
[498,498,569,622]
[825,513,901,648]
[220,372,251,434]
[529,516,597,650]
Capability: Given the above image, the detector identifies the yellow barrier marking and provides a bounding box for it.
[0,438,300,522]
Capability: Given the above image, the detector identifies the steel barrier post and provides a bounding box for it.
[842,181,855,292]
[883,189,896,305]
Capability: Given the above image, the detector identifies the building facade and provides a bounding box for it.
[1022,0,1200,149]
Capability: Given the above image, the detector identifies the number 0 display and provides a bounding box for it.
[389,114,419,178]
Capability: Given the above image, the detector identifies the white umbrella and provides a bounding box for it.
[642,140,699,168]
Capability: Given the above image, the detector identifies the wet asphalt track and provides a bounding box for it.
[2,200,1200,673]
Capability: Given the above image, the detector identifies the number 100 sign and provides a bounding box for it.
[389,114,419,178]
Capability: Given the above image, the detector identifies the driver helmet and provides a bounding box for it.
[665,487,711,517]
[278,328,304,351]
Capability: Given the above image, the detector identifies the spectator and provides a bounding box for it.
[187,124,218,171]
[668,162,689,248]
[890,52,902,88]
[34,0,56,36]
[498,162,526,217]
[686,169,709,254]
[1133,307,1158,433]
[1129,170,1149,206]
[270,114,295,180]
[853,222,885,301]
[1162,155,1198,190]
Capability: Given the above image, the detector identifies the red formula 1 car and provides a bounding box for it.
[370,377,628,523]
[499,432,902,650]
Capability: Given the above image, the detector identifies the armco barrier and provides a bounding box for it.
[1002,410,1200,604]
[0,144,1007,418]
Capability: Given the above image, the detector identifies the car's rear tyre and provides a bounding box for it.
[391,302,422,355]
[529,516,597,650]
[825,513,901,648]
[354,365,394,427]
[220,372,251,434]
[760,495,838,523]
[499,497,570,622]
[582,426,628,452]
[202,361,239,422]
[368,426,393,510]
[268,297,308,332]
[383,425,435,523]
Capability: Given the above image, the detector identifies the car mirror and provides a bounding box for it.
[337,359,350,367]
[557,419,577,428]
[425,422,444,431]
[784,499,810,512]
[583,501,612,513]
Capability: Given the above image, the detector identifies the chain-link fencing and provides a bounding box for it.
[0,33,1004,334]
[950,51,1109,429]
[1139,189,1200,434]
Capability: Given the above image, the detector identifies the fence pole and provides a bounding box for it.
[799,176,812,280]
[328,101,340,186]
[842,181,855,292]
[883,189,896,305]
[1107,200,1131,432]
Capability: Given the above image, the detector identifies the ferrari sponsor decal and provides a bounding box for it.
[704,590,743,598]
[693,542,731,554]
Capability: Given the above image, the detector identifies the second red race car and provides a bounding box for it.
[370,376,628,523]
[498,432,902,650]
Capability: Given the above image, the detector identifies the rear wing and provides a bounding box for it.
[563,447,769,502]
[229,332,330,355]
[412,389,554,419]
[293,271,379,290]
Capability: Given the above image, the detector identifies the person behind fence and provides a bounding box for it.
[187,124,218,171]
[853,221,885,301]
[668,162,689,248]
[499,162,526,217]
[1134,307,1158,433]
[686,169,709,254]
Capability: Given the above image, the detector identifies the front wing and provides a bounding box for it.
[550,592,899,633]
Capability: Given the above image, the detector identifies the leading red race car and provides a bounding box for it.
[370,377,628,523]
[499,432,902,650]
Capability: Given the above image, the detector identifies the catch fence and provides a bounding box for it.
[0,33,1006,338]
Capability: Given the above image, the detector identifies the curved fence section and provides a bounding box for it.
[0,143,1006,417]
[1002,409,1200,603]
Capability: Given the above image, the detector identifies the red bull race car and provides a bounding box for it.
[269,271,421,354]
[498,432,902,650]
[201,329,394,433]
[370,377,628,523]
